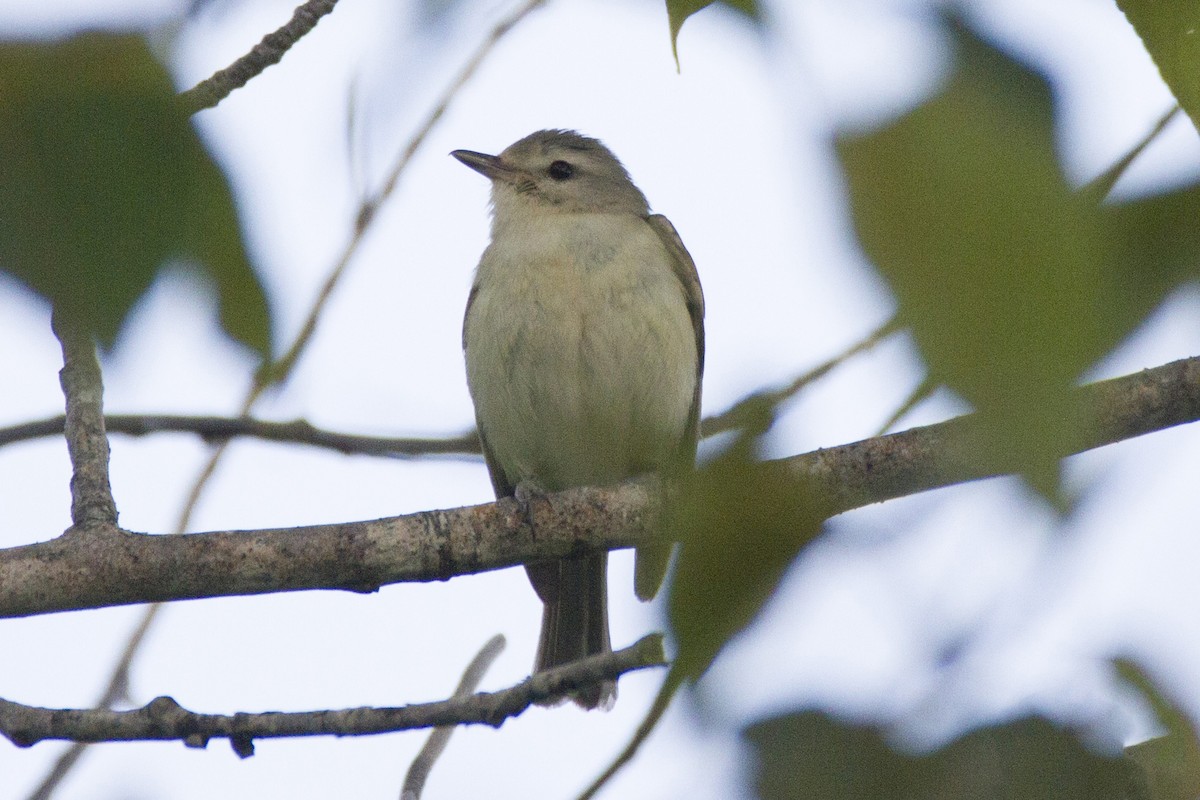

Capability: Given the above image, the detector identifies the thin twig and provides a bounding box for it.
[269,0,550,387]
[0,636,665,750]
[49,310,118,532]
[873,374,936,437]
[1083,105,1182,201]
[401,635,507,800]
[576,670,682,800]
[701,315,902,438]
[22,607,161,800]
[0,415,480,458]
[178,0,342,115]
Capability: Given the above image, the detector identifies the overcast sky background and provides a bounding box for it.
[4,0,1200,797]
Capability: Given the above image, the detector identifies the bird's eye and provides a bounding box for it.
[547,160,575,181]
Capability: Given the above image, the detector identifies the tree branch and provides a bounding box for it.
[793,355,1200,515]
[1,356,1196,619]
[0,415,481,458]
[0,635,665,750]
[177,0,341,115]
[50,311,118,533]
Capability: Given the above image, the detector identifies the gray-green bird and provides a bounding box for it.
[454,130,704,709]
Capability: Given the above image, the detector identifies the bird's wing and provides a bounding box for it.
[646,213,705,455]
[640,213,706,600]
[463,282,517,499]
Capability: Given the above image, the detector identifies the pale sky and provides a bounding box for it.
[4,0,1200,798]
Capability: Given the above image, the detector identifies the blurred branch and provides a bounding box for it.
[0,635,664,750]
[701,315,901,438]
[50,311,118,533]
[872,374,935,437]
[1083,104,1182,201]
[178,0,342,114]
[2,355,1197,619]
[401,634,506,800]
[268,0,549,389]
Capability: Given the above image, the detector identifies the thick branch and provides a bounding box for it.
[1,356,1196,620]
[0,479,661,618]
[50,312,118,531]
[178,0,341,115]
[792,355,1200,514]
[0,635,665,750]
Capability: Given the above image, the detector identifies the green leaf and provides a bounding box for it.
[665,0,760,66]
[835,15,1200,503]
[0,33,271,356]
[1118,659,1200,800]
[667,436,829,679]
[748,712,905,800]
[747,712,1144,800]
[1116,0,1200,131]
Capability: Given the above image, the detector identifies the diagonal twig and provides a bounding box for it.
[178,0,342,115]
[401,634,507,799]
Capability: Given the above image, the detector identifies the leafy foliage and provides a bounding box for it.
[747,711,1145,800]
[837,16,1200,502]
[0,32,270,355]
[1117,0,1200,128]
[667,433,830,679]
[1120,660,1200,800]
[665,0,760,65]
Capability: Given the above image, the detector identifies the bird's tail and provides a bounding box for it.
[529,552,616,710]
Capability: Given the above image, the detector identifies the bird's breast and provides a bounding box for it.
[465,213,697,489]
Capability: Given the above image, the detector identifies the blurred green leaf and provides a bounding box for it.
[1116,1,1200,131]
[748,712,1144,800]
[836,16,1200,504]
[667,436,829,679]
[666,0,760,65]
[0,32,270,355]
[1119,659,1200,800]
[749,711,904,800]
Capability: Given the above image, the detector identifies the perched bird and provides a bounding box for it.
[454,130,704,709]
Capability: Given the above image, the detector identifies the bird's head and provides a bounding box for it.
[452,129,649,217]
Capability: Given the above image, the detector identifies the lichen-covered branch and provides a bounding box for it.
[50,311,118,532]
[1,356,1196,620]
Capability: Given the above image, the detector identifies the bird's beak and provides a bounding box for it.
[452,149,513,182]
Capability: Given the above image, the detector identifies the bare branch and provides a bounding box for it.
[50,311,118,533]
[0,478,661,618]
[401,634,506,800]
[178,0,341,115]
[0,415,480,458]
[2,356,1196,620]
[0,635,665,750]
[792,355,1200,516]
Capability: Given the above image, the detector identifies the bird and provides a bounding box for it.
[454,129,704,708]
